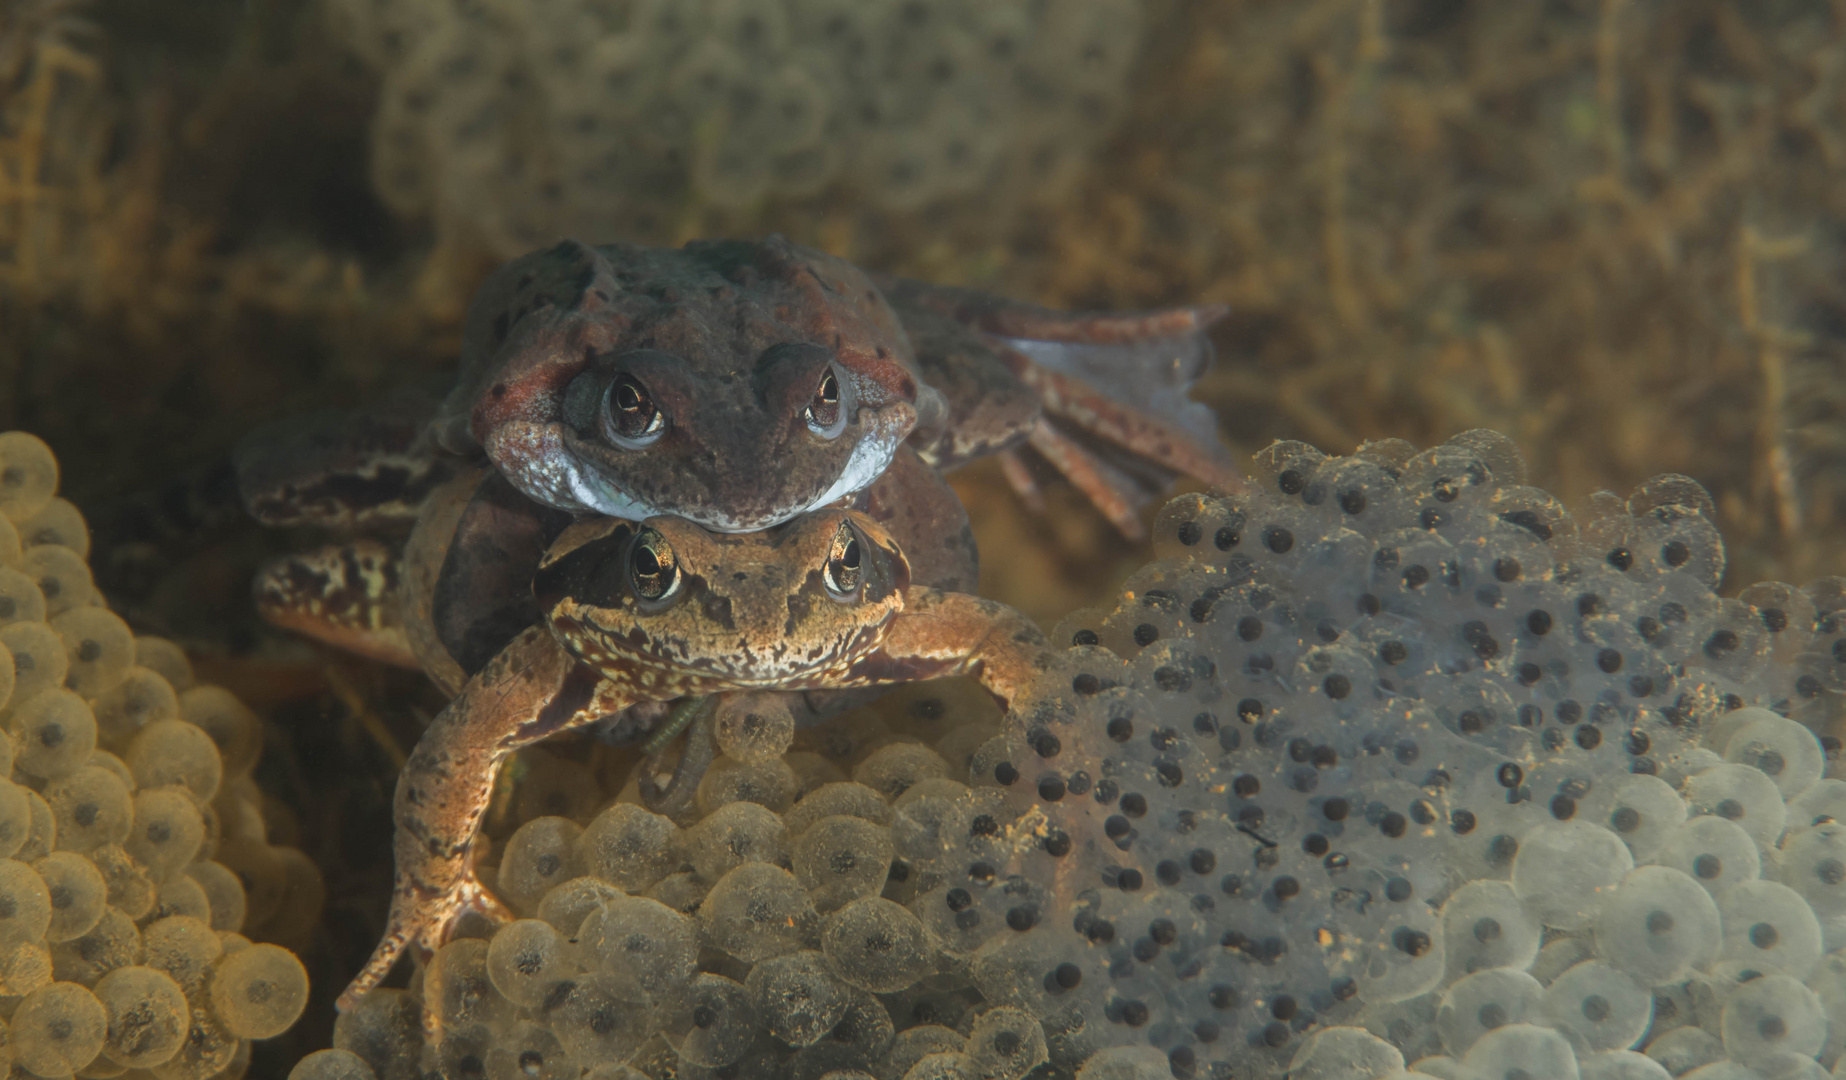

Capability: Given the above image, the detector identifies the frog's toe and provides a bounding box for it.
[436,871,517,941]
[337,907,419,1013]
[996,449,1047,514]
[1016,359,1242,494]
[337,870,512,1013]
[1025,420,1149,540]
[639,696,719,823]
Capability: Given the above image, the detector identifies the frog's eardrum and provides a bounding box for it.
[318,429,1846,1080]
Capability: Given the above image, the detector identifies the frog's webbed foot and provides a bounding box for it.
[883,276,1239,537]
[639,695,718,821]
[253,540,419,668]
[339,626,628,1013]
[996,308,1243,535]
[337,865,514,1019]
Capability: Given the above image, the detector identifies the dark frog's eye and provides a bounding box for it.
[629,529,681,602]
[804,365,847,439]
[603,373,667,447]
[823,521,863,599]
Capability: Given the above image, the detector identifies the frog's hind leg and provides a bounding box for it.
[340,626,630,1013]
[1024,421,1146,539]
[1012,350,1241,491]
[253,539,420,669]
[882,276,1240,534]
[232,382,453,532]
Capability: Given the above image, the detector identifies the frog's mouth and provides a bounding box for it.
[535,510,910,689]
[485,397,915,532]
[550,610,894,692]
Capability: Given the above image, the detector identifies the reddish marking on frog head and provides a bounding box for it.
[470,307,629,452]
[464,236,924,527]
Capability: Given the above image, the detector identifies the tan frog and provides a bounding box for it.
[333,495,1052,1012]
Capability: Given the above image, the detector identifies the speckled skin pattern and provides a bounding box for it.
[436,236,926,533]
[434,235,1237,535]
[337,507,1052,1012]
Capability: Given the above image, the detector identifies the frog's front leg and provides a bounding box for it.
[850,589,1055,708]
[336,625,634,1012]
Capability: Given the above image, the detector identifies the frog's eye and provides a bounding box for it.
[823,521,863,599]
[603,374,667,447]
[629,529,681,603]
[804,365,847,439]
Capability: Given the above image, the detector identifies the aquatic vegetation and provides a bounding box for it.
[0,0,105,308]
[1032,1,1846,594]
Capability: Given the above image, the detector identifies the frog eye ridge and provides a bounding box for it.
[629,529,681,603]
[823,521,863,599]
[804,363,850,440]
[603,373,668,448]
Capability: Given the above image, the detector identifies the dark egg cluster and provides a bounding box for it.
[318,432,1846,1080]
[973,432,1846,1078]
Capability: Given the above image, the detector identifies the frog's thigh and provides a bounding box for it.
[233,387,450,531]
[901,306,1040,472]
[858,449,978,594]
[253,539,417,668]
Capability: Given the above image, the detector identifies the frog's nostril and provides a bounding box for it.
[733,572,748,582]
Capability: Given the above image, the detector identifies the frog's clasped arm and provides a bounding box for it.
[335,509,1052,1012]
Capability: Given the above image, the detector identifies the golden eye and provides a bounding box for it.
[805,368,842,436]
[605,374,666,444]
[629,529,681,602]
[823,522,863,598]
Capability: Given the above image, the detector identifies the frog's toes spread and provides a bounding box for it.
[336,863,512,1018]
[881,274,1239,533]
[1023,419,1150,539]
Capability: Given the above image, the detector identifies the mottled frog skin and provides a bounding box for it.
[252,447,981,699]
[435,235,1237,536]
[437,237,925,532]
[335,501,1052,1012]
[226,235,1236,1016]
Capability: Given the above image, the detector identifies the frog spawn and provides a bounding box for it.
[0,432,315,1076]
[969,432,1846,1078]
[317,432,1846,1080]
[325,0,1143,253]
